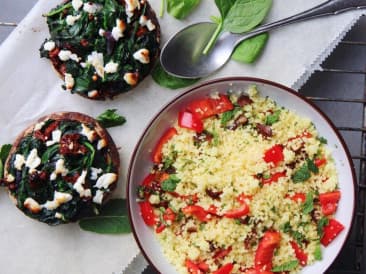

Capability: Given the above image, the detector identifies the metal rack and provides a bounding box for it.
[1,17,366,274]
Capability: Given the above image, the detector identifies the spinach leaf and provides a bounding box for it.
[303,192,314,214]
[307,158,319,174]
[232,33,269,64]
[265,109,281,126]
[96,109,126,128]
[318,136,328,144]
[79,199,131,234]
[272,260,299,272]
[83,142,96,168]
[152,62,200,89]
[45,2,72,17]
[167,0,201,19]
[220,108,240,127]
[41,144,60,164]
[223,0,272,34]
[0,144,12,163]
[161,175,181,192]
[215,0,236,18]
[292,164,311,183]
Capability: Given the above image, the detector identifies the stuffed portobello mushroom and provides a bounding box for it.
[3,112,120,225]
[40,0,160,100]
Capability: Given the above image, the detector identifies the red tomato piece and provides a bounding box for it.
[290,241,308,266]
[254,231,281,272]
[152,127,178,163]
[224,202,250,218]
[319,191,341,216]
[206,205,218,215]
[186,259,202,274]
[262,171,286,185]
[315,158,327,167]
[320,219,345,247]
[155,223,166,233]
[198,261,210,272]
[139,201,156,226]
[163,208,176,222]
[187,95,234,120]
[286,193,306,203]
[142,174,155,187]
[178,111,204,133]
[243,269,273,274]
[263,145,284,165]
[182,205,210,222]
[212,263,234,274]
[237,194,253,204]
[213,246,232,260]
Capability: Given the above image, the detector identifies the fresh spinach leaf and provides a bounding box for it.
[215,0,236,18]
[303,192,314,214]
[45,2,72,17]
[265,109,281,126]
[152,62,200,89]
[272,260,299,272]
[161,175,181,192]
[83,142,96,168]
[307,158,319,174]
[167,0,201,19]
[79,199,131,234]
[41,144,60,164]
[292,164,311,183]
[220,108,240,127]
[232,33,269,63]
[223,0,272,34]
[0,144,12,163]
[96,109,126,128]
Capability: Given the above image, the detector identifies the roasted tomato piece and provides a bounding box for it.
[163,208,176,222]
[178,111,204,133]
[263,145,284,165]
[139,201,156,226]
[290,241,308,266]
[187,95,234,120]
[186,259,202,274]
[262,171,286,185]
[321,219,344,247]
[152,127,178,164]
[254,231,281,271]
[286,193,306,203]
[213,246,232,260]
[60,133,87,155]
[182,205,211,222]
[224,202,250,218]
[319,191,341,216]
[212,263,234,274]
[315,158,327,167]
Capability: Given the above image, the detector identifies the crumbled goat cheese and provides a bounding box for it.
[65,73,75,90]
[42,191,72,210]
[66,14,81,26]
[72,0,83,11]
[50,158,69,180]
[97,139,107,150]
[25,149,41,171]
[43,41,56,51]
[95,173,117,189]
[86,51,104,77]
[139,15,156,31]
[93,190,104,204]
[14,154,25,170]
[34,121,45,131]
[46,129,62,147]
[83,2,100,13]
[123,72,138,86]
[81,123,96,142]
[90,167,103,180]
[74,170,92,198]
[111,19,126,41]
[88,90,99,98]
[24,198,42,213]
[133,48,150,64]
[104,61,118,74]
[98,28,105,37]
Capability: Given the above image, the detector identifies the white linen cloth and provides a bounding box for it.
[0,0,364,273]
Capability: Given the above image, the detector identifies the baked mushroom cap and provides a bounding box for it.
[40,0,161,100]
[4,112,120,225]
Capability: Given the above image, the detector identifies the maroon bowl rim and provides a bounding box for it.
[126,76,357,273]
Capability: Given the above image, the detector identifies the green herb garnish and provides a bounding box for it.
[167,0,201,19]
[0,144,12,179]
[314,242,322,260]
[265,110,281,125]
[292,164,311,183]
[303,192,314,214]
[220,108,240,127]
[307,158,319,174]
[272,260,299,272]
[317,217,329,238]
[161,174,181,192]
[96,109,126,128]
[318,136,328,144]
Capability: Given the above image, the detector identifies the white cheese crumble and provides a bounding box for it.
[58,50,72,61]
[65,73,75,90]
[90,167,102,180]
[111,19,126,41]
[50,158,69,180]
[86,51,104,78]
[43,191,72,210]
[98,28,105,37]
[104,61,118,74]
[14,154,25,170]
[123,72,138,86]
[92,190,104,204]
[88,90,99,98]
[43,41,56,51]
[125,0,140,18]
[34,121,45,131]
[83,2,100,13]
[55,212,63,219]
[139,15,156,31]
[97,139,107,150]
[72,0,83,11]
[73,170,92,198]
[25,149,41,171]
[81,123,96,142]
[24,198,41,213]
[133,48,150,64]
[66,14,81,26]
[46,129,62,147]
[95,173,117,189]
[6,174,15,182]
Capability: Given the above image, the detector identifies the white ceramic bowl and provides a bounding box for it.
[127,77,356,273]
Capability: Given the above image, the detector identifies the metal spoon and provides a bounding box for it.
[160,0,366,79]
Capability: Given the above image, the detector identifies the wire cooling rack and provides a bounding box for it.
[1,17,366,274]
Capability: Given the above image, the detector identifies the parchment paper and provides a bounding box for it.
[0,1,364,273]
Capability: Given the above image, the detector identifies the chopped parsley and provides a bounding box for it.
[265,110,281,125]
[161,175,181,192]
[220,108,240,127]
[307,158,319,174]
[292,164,311,183]
[318,136,328,144]
[303,192,314,214]
[317,217,329,237]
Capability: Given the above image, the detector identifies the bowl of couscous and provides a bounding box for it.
[127,77,356,274]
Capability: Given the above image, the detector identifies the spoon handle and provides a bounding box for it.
[240,0,366,42]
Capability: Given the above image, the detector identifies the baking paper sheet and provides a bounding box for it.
[0,1,364,273]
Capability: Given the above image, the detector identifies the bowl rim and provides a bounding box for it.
[126,76,357,273]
